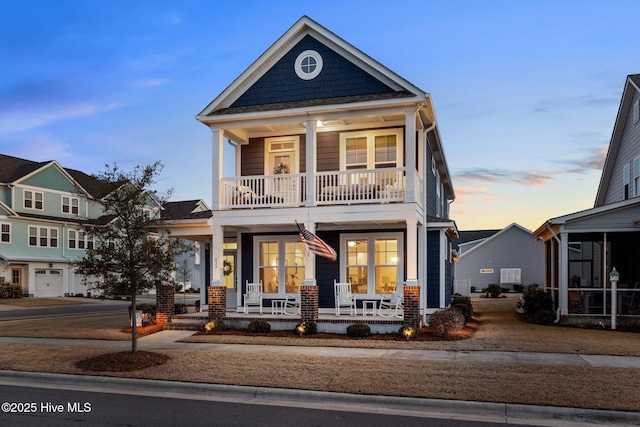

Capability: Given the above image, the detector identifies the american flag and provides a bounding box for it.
[296,221,337,262]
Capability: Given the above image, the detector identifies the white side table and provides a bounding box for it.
[362,300,377,317]
[271,300,285,315]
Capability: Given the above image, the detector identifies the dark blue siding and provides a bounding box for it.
[232,35,395,108]
[315,231,340,308]
[427,230,441,308]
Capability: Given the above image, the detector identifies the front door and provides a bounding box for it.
[11,268,22,289]
[223,252,236,309]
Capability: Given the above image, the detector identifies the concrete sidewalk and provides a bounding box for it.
[2,330,640,369]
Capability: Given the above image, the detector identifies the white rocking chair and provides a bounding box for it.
[283,293,301,316]
[378,282,404,318]
[243,281,263,314]
[334,280,356,316]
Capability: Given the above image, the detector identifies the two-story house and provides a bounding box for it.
[534,74,640,320]
[0,154,162,298]
[165,16,457,323]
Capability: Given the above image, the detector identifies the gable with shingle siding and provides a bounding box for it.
[231,34,398,108]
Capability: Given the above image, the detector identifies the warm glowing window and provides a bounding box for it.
[342,233,403,295]
[256,237,305,295]
[340,129,403,173]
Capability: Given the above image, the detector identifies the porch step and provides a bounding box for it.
[164,317,207,331]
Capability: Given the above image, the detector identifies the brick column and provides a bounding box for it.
[208,286,226,320]
[156,284,175,327]
[403,285,420,326]
[300,285,318,321]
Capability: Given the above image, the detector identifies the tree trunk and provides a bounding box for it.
[131,292,137,353]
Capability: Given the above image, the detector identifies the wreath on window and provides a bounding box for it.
[223,259,233,276]
[273,162,290,175]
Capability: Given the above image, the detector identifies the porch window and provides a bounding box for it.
[340,128,403,172]
[255,237,305,295]
[342,232,403,296]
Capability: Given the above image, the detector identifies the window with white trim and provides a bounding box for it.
[24,190,43,210]
[68,230,93,250]
[0,223,10,243]
[341,129,403,171]
[624,163,630,200]
[254,237,305,295]
[500,268,521,284]
[341,232,403,296]
[634,100,639,124]
[62,196,79,215]
[28,226,58,248]
[294,50,323,80]
[633,157,640,198]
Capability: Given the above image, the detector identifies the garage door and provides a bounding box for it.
[35,269,64,297]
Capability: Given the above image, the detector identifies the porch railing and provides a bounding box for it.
[220,167,420,209]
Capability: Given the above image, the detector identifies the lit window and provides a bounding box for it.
[255,237,305,294]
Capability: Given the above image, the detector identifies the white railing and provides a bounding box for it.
[221,174,306,208]
[316,167,406,205]
[221,167,416,208]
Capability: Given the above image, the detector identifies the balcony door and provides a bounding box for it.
[264,136,299,199]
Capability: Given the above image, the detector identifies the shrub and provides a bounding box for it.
[429,307,465,337]
[247,320,271,334]
[534,309,556,325]
[513,284,524,293]
[135,303,156,314]
[0,281,22,298]
[522,284,553,318]
[399,324,419,340]
[452,295,472,308]
[347,323,371,338]
[204,319,227,333]
[501,287,510,294]
[486,284,502,298]
[294,320,318,336]
[174,303,188,314]
[470,286,476,293]
[452,303,473,323]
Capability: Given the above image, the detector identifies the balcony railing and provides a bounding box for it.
[220,167,419,209]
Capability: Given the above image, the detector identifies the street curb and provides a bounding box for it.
[2,370,639,425]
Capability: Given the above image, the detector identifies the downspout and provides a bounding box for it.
[546,223,563,323]
[422,121,436,327]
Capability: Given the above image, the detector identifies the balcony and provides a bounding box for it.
[220,167,423,209]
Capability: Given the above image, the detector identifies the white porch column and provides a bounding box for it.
[417,221,426,317]
[210,127,224,211]
[560,232,569,315]
[305,119,317,207]
[303,220,317,286]
[405,110,417,203]
[210,224,224,287]
[406,219,418,287]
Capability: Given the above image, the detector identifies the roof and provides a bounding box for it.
[197,16,427,119]
[452,229,501,252]
[0,153,116,199]
[458,223,533,258]
[162,200,212,220]
[595,74,640,206]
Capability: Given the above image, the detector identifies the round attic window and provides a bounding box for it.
[295,50,323,80]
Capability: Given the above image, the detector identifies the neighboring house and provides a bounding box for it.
[164,16,457,319]
[534,74,640,319]
[454,223,543,295]
[0,154,120,297]
[161,200,212,293]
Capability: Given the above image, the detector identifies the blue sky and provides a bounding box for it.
[1,1,638,231]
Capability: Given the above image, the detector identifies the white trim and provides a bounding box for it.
[0,222,10,244]
[253,235,306,296]
[294,50,323,80]
[339,231,404,297]
[339,128,404,171]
